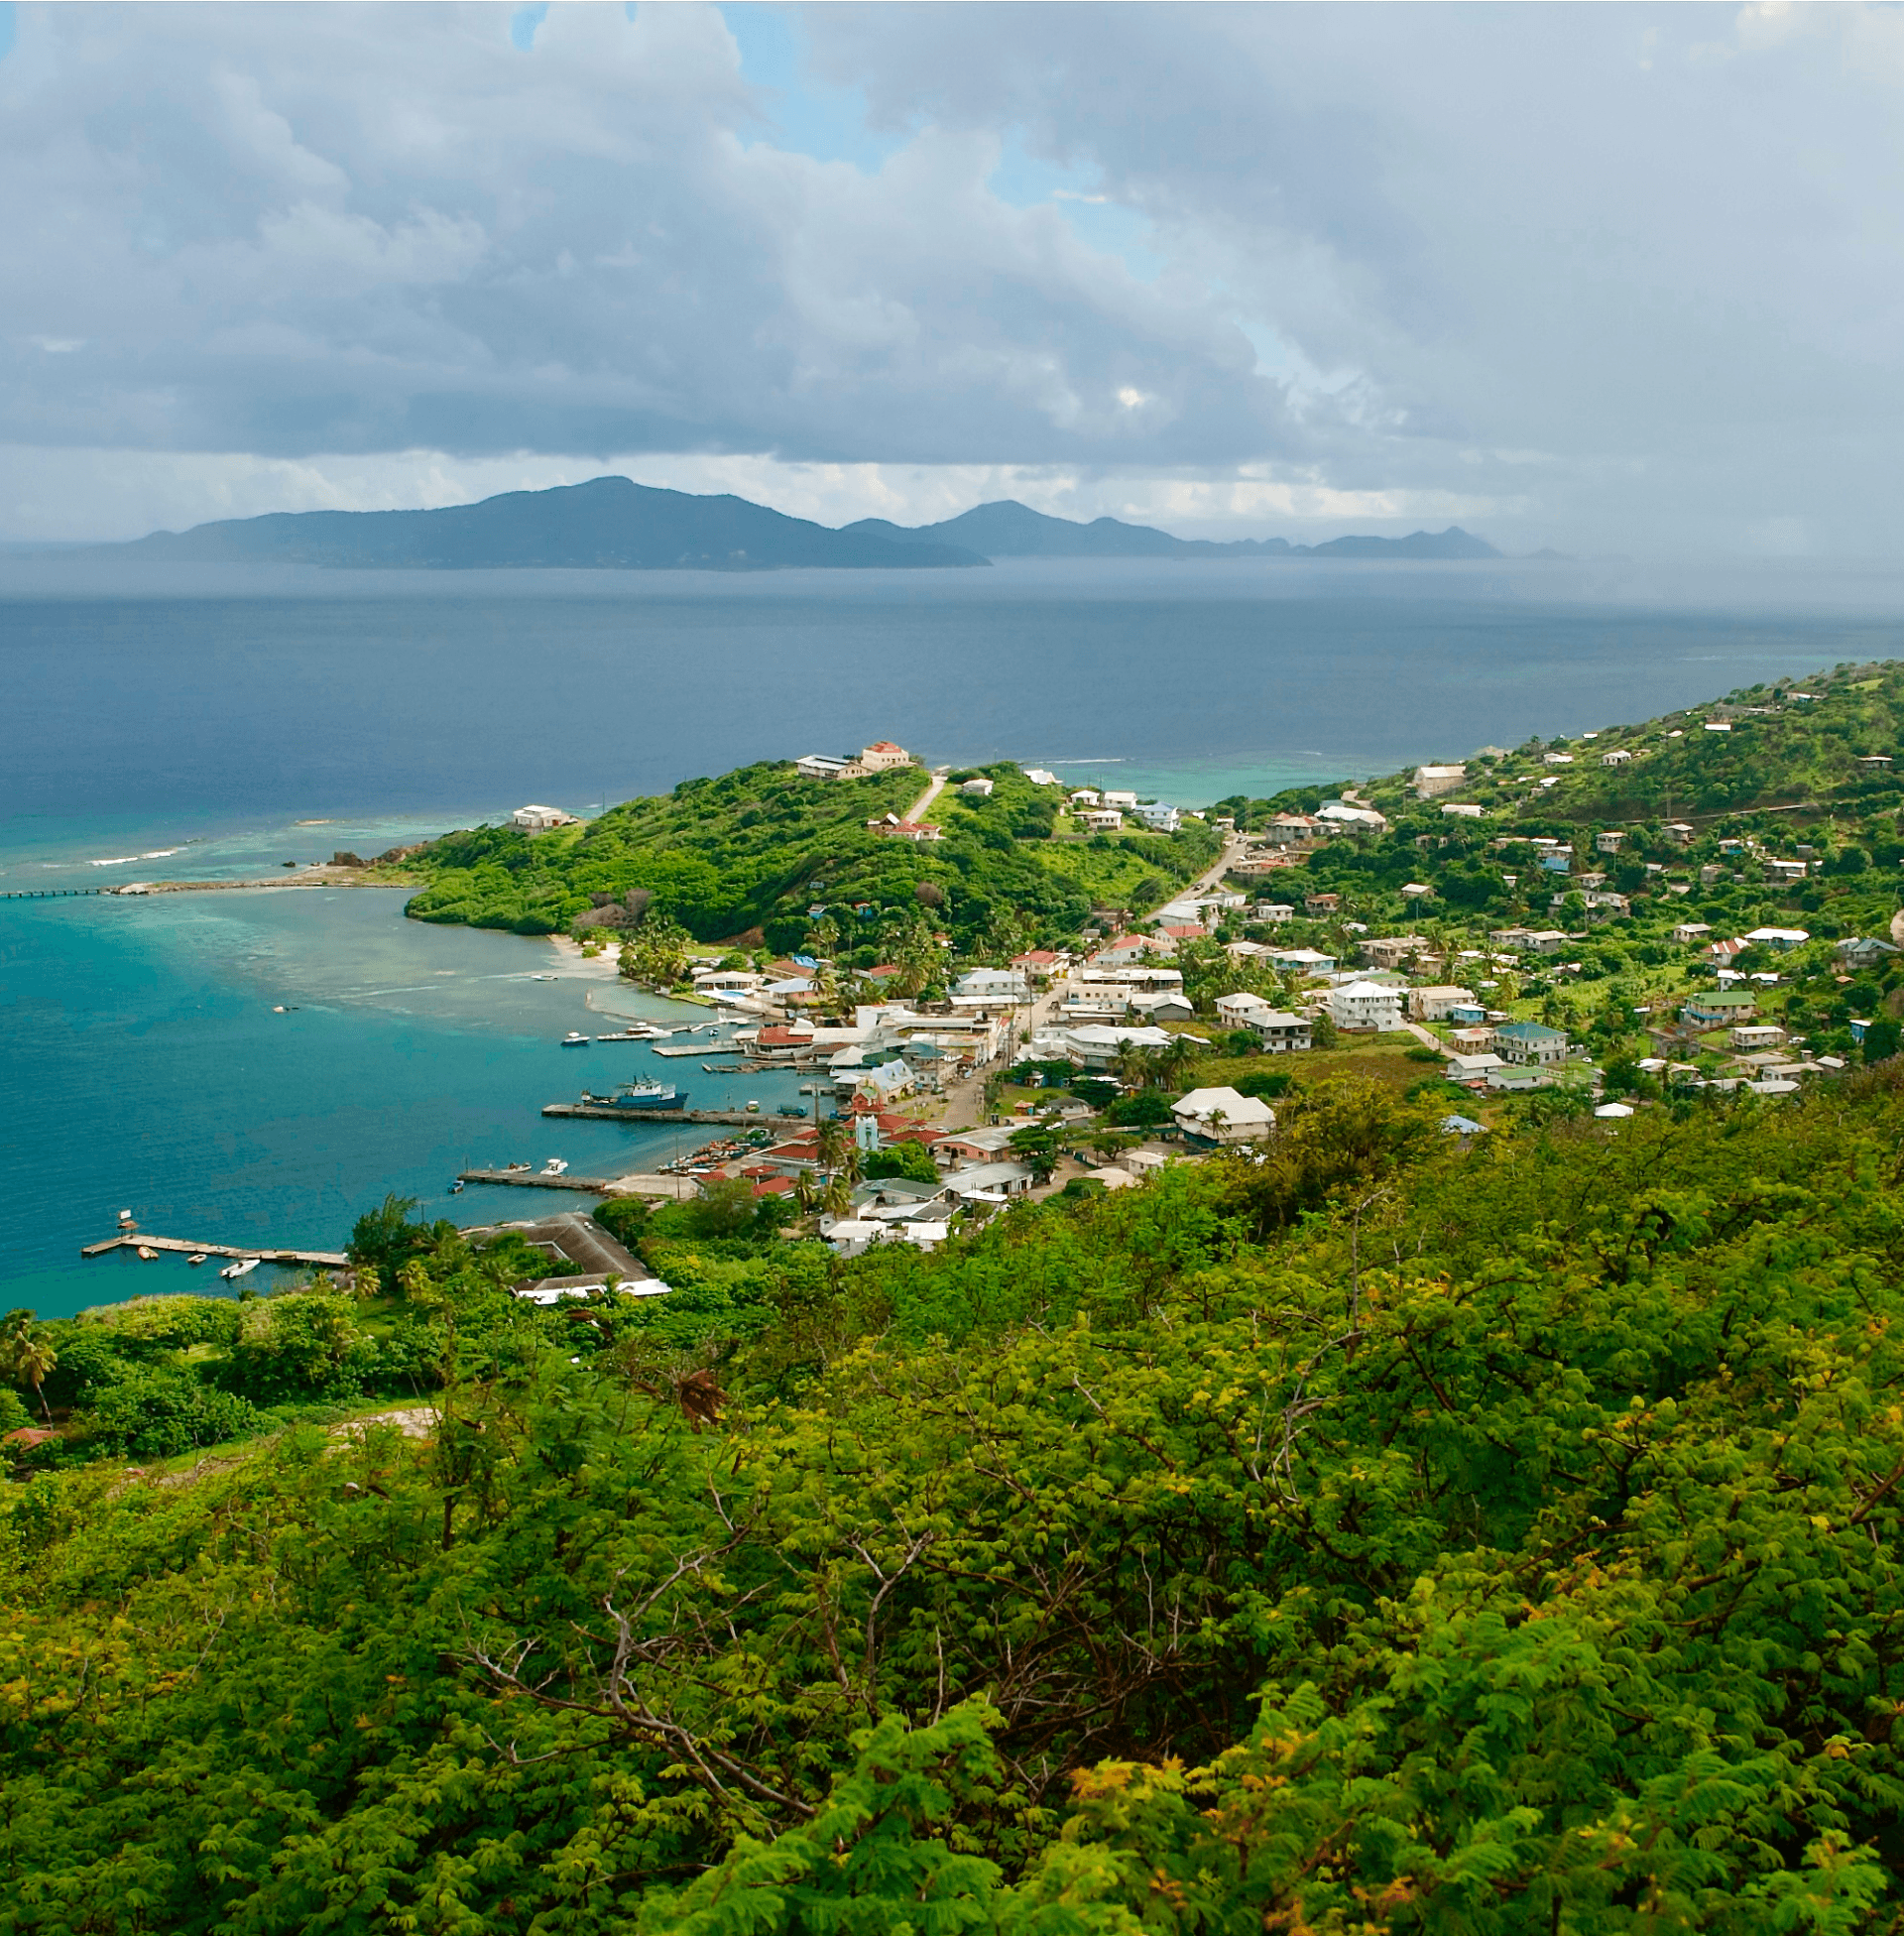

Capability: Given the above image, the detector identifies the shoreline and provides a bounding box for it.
[113,868,421,896]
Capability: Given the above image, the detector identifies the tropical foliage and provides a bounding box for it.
[12,1069,1904,1928]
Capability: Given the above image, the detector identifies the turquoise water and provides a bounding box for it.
[0,890,801,1317]
[8,552,1902,1314]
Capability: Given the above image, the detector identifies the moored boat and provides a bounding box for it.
[220,1258,261,1280]
[560,1031,590,1046]
[579,1079,689,1112]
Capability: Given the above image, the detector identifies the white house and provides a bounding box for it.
[1672,922,1714,945]
[1447,1051,1507,1082]
[1215,992,1279,1031]
[1269,946,1338,976]
[1130,990,1195,1024]
[1730,1024,1787,1051]
[795,754,855,782]
[1328,981,1404,1031]
[1248,1009,1312,1052]
[1130,801,1182,833]
[512,803,578,832]
[1601,749,1633,766]
[1316,800,1389,832]
[1743,926,1811,951]
[1413,764,1468,798]
[944,1161,1035,1201]
[859,741,913,771]
[959,776,995,796]
[1172,1086,1276,1143]
[1101,789,1139,809]
[953,968,1030,1003]
[1021,768,1060,787]
[1078,808,1125,833]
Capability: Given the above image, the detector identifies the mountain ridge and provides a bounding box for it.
[93,476,1502,570]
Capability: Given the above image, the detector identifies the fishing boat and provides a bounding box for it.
[560,1031,590,1047]
[187,1254,208,1266]
[136,1245,157,1261]
[220,1258,261,1280]
[595,1022,670,1041]
[449,1180,465,1195]
[578,1078,689,1113]
[541,1157,569,1176]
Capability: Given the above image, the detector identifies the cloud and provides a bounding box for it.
[1,3,1902,552]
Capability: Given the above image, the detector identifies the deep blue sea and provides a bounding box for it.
[5,550,1903,1314]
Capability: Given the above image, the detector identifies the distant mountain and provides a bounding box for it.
[844,499,1498,561]
[106,477,989,572]
[99,478,1501,571]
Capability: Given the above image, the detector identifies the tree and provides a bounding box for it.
[0,1309,56,1420]
[1862,1016,1901,1063]
[1007,1122,1063,1184]
[864,1142,939,1185]
[1158,1033,1198,1087]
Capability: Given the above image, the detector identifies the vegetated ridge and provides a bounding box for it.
[846,497,1501,559]
[96,475,1500,569]
[399,759,1224,950]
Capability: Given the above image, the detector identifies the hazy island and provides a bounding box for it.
[89,473,1502,571]
[5,663,1904,1930]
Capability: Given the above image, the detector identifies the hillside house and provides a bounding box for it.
[1601,749,1633,766]
[1130,801,1182,832]
[959,776,995,796]
[1672,922,1714,945]
[1215,992,1278,1031]
[512,804,578,832]
[1316,801,1389,832]
[866,813,943,842]
[1411,985,1479,1024]
[1305,892,1341,914]
[1742,925,1811,951]
[1683,990,1758,1028]
[1595,830,1626,853]
[1413,763,1468,798]
[1172,1087,1277,1144]
[1328,980,1404,1031]
[795,754,855,781]
[1249,1009,1312,1052]
[1129,990,1195,1024]
[1267,946,1338,976]
[1494,1021,1570,1066]
[1079,808,1125,833]
[1362,934,1430,970]
[1250,902,1295,922]
[858,741,913,771]
[1262,814,1321,848]
[1730,1024,1787,1052]
[1448,1026,1496,1055]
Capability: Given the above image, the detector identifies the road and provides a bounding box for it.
[905,768,950,824]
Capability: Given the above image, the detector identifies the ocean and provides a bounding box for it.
[5,551,1902,1315]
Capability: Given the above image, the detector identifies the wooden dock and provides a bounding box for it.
[458,1168,697,1199]
[542,1103,809,1127]
[1,888,110,901]
[652,1043,742,1058]
[81,1234,349,1267]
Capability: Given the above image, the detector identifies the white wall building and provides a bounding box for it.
[1173,1086,1276,1143]
[1328,980,1404,1031]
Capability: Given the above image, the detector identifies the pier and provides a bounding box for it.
[1,888,110,901]
[457,1168,697,1200]
[541,1103,810,1127]
[651,1042,742,1058]
[81,1234,349,1267]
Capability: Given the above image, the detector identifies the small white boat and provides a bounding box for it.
[532,973,558,982]
[220,1258,261,1280]
[560,1031,590,1047]
[187,1254,208,1266]
[541,1157,569,1176]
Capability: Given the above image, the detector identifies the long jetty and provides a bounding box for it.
[458,1168,697,1199]
[541,1103,809,1127]
[81,1234,349,1267]
[1,888,111,901]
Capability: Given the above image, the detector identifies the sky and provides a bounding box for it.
[3,1,1902,554]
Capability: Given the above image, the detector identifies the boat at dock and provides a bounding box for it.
[577,1079,689,1113]
[220,1258,261,1280]
[595,1023,671,1041]
[541,1157,569,1176]
[560,1031,590,1047]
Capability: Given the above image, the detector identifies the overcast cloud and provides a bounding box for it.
[2,2,1900,552]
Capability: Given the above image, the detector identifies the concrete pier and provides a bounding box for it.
[458,1168,697,1200]
[81,1234,349,1267]
[541,1103,809,1127]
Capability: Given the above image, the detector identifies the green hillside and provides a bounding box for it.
[400,760,1220,951]
[10,1072,1904,1928]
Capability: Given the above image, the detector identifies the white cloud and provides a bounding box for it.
[2,3,1903,553]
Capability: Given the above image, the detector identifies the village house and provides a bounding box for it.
[1663,821,1697,845]
[1172,1087,1277,1144]
[1671,921,1714,945]
[1411,985,1479,1024]
[1857,755,1894,771]
[1316,800,1389,832]
[931,1125,1020,1166]
[1742,925,1811,951]
[1601,749,1633,766]
[943,1161,1035,1202]
[1446,1051,1508,1083]
[795,754,855,781]
[1763,858,1810,884]
[1130,800,1182,833]
[1730,1024,1787,1052]
[1362,934,1429,970]
[1682,989,1758,1028]
[959,776,994,796]
[858,741,913,772]
[1215,992,1279,1031]
[1447,1026,1496,1056]
[1130,989,1196,1024]
[866,813,943,842]
[1248,1009,1312,1052]
[1101,789,1139,809]
[1838,936,1901,970]
[1078,808,1125,834]
[1595,830,1626,853]
[511,803,578,832]
[952,968,1030,1003]
[1328,980,1404,1032]
[1268,946,1338,977]
[1493,1020,1570,1066]
[1261,813,1322,848]
[1068,788,1102,808]
[1250,902,1295,922]
[1413,763,1468,798]
[1440,802,1488,818]
[1488,927,1570,955]
[1304,891,1341,914]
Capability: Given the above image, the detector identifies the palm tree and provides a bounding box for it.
[814,1118,851,1173]
[1205,1106,1230,1143]
[1159,1033,1197,1088]
[1114,1042,1152,1091]
[821,1171,855,1221]
[0,1310,57,1421]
